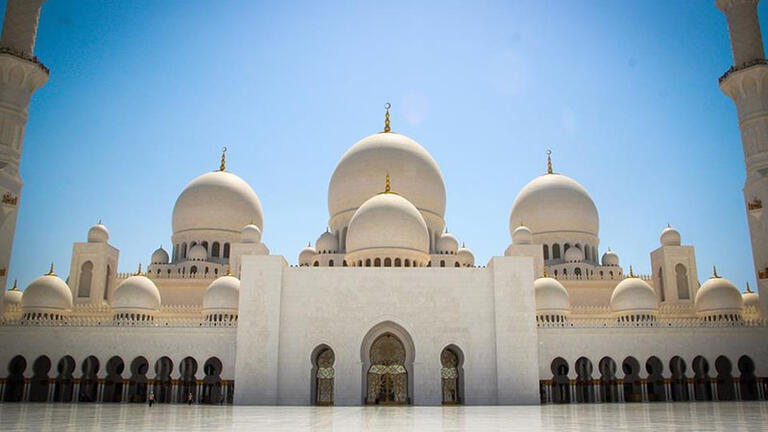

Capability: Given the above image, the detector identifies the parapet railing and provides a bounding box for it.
[0,47,49,74]
[719,58,768,83]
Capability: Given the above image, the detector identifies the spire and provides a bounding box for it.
[9,279,17,291]
[713,266,720,278]
[45,262,55,276]
[219,146,227,171]
[629,265,634,278]
[546,149,553,174]
[542,267,548,278]
[384,103,391,133]
[136,263,143,276]
[384,172,391,193]
[746,282,753,293]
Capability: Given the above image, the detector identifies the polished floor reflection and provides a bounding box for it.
[0,402,766,431]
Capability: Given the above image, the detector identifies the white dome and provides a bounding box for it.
[151,246,169,265]
[695,276,743,314]
[564,246,584,263]
[203,275,240,312]
[241,224,262,243]
[21,272,73,313]
[328,132,445,232]
[188,244,207,261]
[601,249,619,266]
[346,193,429,255]
[743,290,759,309]
[534,277,570,312]
[298,243,316,266]
[316,230,337,254]
[3,286,22,309]
[610,277,658,314]
[660,225,681,246]
[112,275,161,312]
[509,174,599,239]
[87,223,109,243]
[511,225,533,245]
[457,244,474,267]
[172,170,264,236]
[437,232,459,254]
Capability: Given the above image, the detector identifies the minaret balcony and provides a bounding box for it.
[0,47,48,75]
[719,58,768,84]
[748,198,763,218]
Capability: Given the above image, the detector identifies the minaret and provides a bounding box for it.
[717,0,768,317]
[0,0,48,289]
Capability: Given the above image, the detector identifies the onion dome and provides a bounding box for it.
[241,223,262,243]
[188,244,207,261]
[457,243,475,267]
[87,222,109,243]
[151,246,169,265]
[564,246,584,263]
[511,225,533,245]
[345,175,430,266]
[3,280,22,312]
[436,231,459,254]
[316,229,337,254]
[601,248,619,266]
[172,148,264,237]
[743,283,759,310]
[111,265,161,318]
[509,152,598,240]
[298,242,316,266]
[610,268,658,317]
[203,272,240,320]
[328,105,445,236]
[534,275,570,314]
[695,267,743,318]
[660,225,681,246]
[21,264,73,316]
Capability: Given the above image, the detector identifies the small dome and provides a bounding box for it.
[610,277,658,314]
[112,274,161,312]
[188,244,207,261]
[511,225,533,245]
[437,232,459,254]
[298,243,316,266]
[601,249,619,266]
[660,225,681,246]
[203,275,240,313]
[3,284,22,310]
[743,290,759,309]
[87,222,109,243]
[457,244,475,267]
[564,246,584,263]
[151,246,169,265]
[346,193,429,255]
[316,229,337,254]
[534,277,570,313]
[241,224,262,243]
[21,271,73,313]
[696,275,742,315]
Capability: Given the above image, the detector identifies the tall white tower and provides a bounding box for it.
[718,0,768,317]
[0,0,48,289]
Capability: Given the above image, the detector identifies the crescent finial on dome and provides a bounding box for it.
[546,149,553,174]
[542,267,548,278]
[226,264,231,276]
[629,265,634,278]
[10,279,17,291]
[46,262,55,276]
[136,263,143,276]
[219,146,228,171]
[746,282,753,293]
[713,265,720,279]
[384,102,391,133]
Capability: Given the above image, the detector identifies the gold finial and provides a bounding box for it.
[226,264,231,276]
[746,282,753,293]
[546,149,553,174]
[10,279,18,291]
[713,266,720,278]
[385,172,391,193]
[542,267,548,278]
[45,262,55,276]
[629,265,634,278]
[219,146,227,171]
[384,103,391,133]
[136,263,143,276]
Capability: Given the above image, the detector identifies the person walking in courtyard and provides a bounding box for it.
[147,392,155,407]
[187,392,194,405]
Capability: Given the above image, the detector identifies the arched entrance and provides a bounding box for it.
[312,346,335,406]
[366,334,408,404]
[440,346,463,405]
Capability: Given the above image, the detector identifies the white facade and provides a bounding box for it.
[1,0,768,407]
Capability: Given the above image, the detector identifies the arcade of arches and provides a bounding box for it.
[542,354,767,404]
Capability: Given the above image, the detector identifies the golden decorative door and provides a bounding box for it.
[367,334,408,404]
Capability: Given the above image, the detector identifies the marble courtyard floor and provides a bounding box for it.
[0,402,767,431]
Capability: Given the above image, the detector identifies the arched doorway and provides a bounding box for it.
[312,347,335,406]
[178,357,198,403]
[574,357,594,403]
[102,356,125,402]
[692,355,712,401]
[201,357,223,404]
[550,357,570,404]
[598,356,618,403]
[366,334,408,404]
[738,355,758,400]
[79,356,99,402]
[715,355,735,401]
[669,356,689,401]
[29,355,51,402]
[645,356,665,402]
[3,355,27,402]
[54,356,76,402]
[440,346,463,404]
[127,356,149,403]
[153,357,173,403]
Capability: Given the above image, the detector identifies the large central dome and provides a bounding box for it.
[509,173,599,238]
[328,132,446,233]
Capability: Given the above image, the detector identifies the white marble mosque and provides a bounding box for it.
[1,0,768,408]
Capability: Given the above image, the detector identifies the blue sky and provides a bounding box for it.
[5,0,764,291]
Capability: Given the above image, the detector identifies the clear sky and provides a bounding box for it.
[4,0,765,291]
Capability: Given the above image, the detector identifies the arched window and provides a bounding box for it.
[440,260,446,267]
[543,245,549,260]
[574,268,582,276]
[201,241,208,251]
[404,259,411,267]
[104,265,111,300]
[223,243,230,258]
[658,267,665,302]
[190,266,198,275]
[78,261,94,298]
[211,242,220,257]
[564,243,570,253]
[329,260,334,267]
[675,264,690,300]
[365,259,371,267]
[552,244,561,259]
[182,243,188,259]
[455,262,460,267]
[394,258,402,267]
[374,258,381,267]
[313,261,319,267]
[384,258,392,267]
